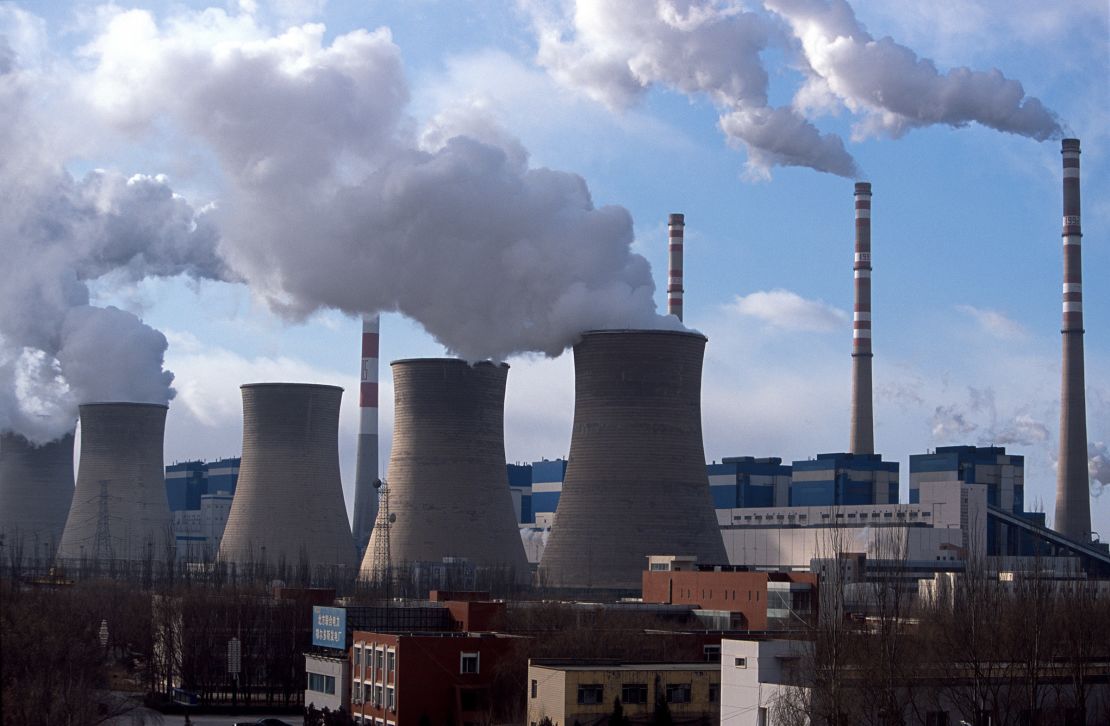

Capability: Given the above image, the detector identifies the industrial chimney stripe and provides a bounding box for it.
[668,213,685,321]
[1054,138,1091,542]
[850,182,875,455]
[352,314,381,555]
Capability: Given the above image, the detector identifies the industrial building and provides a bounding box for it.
[529,458,567,528]
[219,383,358,573]
[528,660,721,725]
[165,457,240,561]
[507,463,533,525]
[57,403,175,564]
[708,456,792,509]
[361,359,529,582]
[790,452,899,507]
[0,431,74,563]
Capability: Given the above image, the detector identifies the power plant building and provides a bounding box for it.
[219,384,357,573]
[361,359,528,580]
[530,458,567,528]
[165,458,240,561]
[57,403,175,564]
[707,457,792,509]
[507,463,533,525]
[789,452,898,507]
[538,329,727,590]
[0,432,75,561]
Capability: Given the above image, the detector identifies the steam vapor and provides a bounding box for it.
[525,0,1062,177]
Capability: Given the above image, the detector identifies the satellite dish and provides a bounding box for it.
[388,513,397,523]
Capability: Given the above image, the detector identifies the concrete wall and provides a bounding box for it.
[0,431,74,561]
[304,652,349,713]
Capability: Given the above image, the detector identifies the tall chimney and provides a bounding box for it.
[538,330,727,589]
[56,403,174,564]
[0,431,75,562]
[360,359,529,581]
[351,314,380,555]
[850,182,875,455]
[219,384,358,572]
[668,213,685,320]
[1055,138,1091,542]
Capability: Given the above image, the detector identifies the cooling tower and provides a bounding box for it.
[56,403,173,563]
[360,359,528,579]
[219,383,357,571]
[1054,138,1091,542]
[351,314,380,555]
[0,431,75,561]
[538,329,727,589]
[850,182,875,455]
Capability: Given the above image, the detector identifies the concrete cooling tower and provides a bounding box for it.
[538,330,727,589]
[56,403,174,563]
[360,359,528,580]
[0,431,75,561]
[218,383,357,572]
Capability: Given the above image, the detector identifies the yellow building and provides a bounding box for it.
[527,660,720,725]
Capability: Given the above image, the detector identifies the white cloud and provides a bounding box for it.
[727,289,848,332]
[956,304,1029,341]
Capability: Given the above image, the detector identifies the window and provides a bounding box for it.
[665,683,691,704]
[352,681,362,702]
[376,648,385,673]
[386,686,395,711]
[621,683,647,704]
[708,683,719,703]
[703,644,721,662]
[531,679,538,698]
[307,672,336,695]
[757,707,768,726]
[460,652,480,674]
[577,684,605,705]
[386,649,396,677]
[354,647,361,667]
[374,684,383,707]
[734,657,747,668]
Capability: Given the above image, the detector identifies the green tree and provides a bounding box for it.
[609,695,629,726]
[652,677,674,726]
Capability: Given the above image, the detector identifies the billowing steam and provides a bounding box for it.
[1091,442,1109,499]
[0,22,228,442]
[524,0,1061,177]
[80,10,676,361]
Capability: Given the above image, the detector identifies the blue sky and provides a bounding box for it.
[2,0,1108,537]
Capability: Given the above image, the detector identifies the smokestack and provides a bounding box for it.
[351,314,380,555]
[1055,138,1091,542]
[360,359,529,581]
[668,213,685,320]
[56,403,173,563]
[850,182,875,455]
[0,432,75,562]
[219,384,357,571]
[538,330,727,589]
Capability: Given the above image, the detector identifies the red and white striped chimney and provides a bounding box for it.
[351,314,380,554]
[668,213,685,321]
[849,182,874,455]
[1054,138,1091,542]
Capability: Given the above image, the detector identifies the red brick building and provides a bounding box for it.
[642,556,817,630]
[349,630,521,726]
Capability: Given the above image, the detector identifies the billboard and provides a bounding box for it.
[312,606,346,649]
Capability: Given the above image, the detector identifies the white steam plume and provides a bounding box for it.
[0,22,228,443]
[1091,442,1109,499]
[81,9,677,361]
[523,0,1061,177]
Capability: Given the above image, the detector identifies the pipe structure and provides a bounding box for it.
[219,383,358,572]
[360,359,529,581]
[1054,138,1091,542]
[668,213,685,321]
[351,314,380,555]
[850,182,875,455]
[57,403,173,563]
[0,431,75,562]
[538,329,727,589]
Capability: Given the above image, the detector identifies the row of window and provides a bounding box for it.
[353,682,395,711]
[352,716,395,726]
[354,644,396,679]
[529,681,717,706]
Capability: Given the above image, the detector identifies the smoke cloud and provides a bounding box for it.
[79,9,676,361]
[524,0,1061,177]
[1091,442,1109,499]
[0,27,227,442]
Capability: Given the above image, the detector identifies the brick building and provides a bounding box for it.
[350,630,522,726]
[641,556,817,630]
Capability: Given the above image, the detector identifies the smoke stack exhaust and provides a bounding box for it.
[360,359,528,581]
[0,432,75,562]
[351,315,380,554]
[1054,138,1091,542]
[219,384,358,572]
[850,182,875,455]
[538,330,727,589]
[56,403,174,563]
[668,213,685,321]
